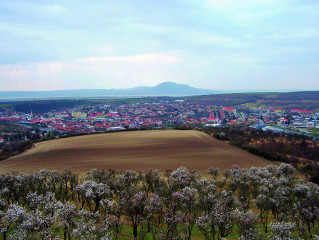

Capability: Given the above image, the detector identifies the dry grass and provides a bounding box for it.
[0,130,271,174]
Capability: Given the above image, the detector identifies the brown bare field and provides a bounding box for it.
[0,130,272,174]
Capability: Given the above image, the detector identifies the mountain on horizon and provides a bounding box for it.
[0,82,218,100]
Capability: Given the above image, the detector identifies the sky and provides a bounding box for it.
[0,0,318,91]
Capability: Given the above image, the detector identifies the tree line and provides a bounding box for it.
[203,127,319,184]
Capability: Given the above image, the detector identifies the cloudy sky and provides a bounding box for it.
[0,0,318,91]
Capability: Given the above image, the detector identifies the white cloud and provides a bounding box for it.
[293,29,319,38]
[263,29,319,40]
[75,52,179,63]
[126,22,246,48]
[0,22,82,42]
[92,44,115,55]
[184,32,247,48]
[39,4,67,16]
[0,52,182,90]
[1,0,318,91]
[204,0,278,9]
[129,23,181,34]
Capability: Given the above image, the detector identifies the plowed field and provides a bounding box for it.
[0,130,272,174]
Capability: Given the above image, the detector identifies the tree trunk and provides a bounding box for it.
[265,220,268,233]
[307,223,312,238]
[94,201,100,212]
[188,226,192,240]
[133,225,138,240]
[147,218,151,232]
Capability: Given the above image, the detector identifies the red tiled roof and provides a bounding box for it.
[291,109,312,113]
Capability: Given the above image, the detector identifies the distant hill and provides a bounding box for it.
[1,89,318,113]
[186,91,319,112]
[0,82,218,100]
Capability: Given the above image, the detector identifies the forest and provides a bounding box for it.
[0,164,318,239]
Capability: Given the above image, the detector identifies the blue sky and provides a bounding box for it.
[0,0,318,91]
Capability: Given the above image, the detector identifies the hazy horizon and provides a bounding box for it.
[1,0,318,91]
[0,81,307,93]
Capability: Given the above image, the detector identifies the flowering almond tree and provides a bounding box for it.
[0,163,318,239]
[123,190,149,240]
[76,180,112,212]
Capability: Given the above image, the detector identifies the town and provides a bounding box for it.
[0,99,318,148]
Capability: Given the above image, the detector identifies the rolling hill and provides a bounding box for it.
[0,130,271,174]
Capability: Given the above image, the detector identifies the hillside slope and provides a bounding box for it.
[0,130,271,174]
